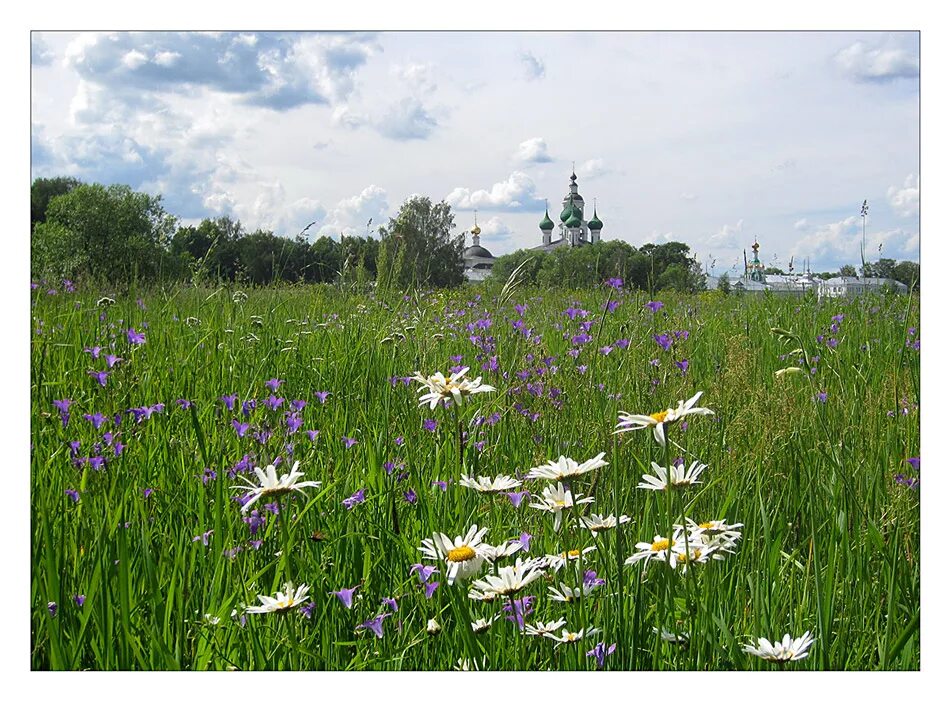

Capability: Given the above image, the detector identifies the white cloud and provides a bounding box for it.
[375,97,437,140]
[887,174,919,218]
[154,51,181,67]
[642,230,677,245]
[478,216,514,243]
[316,185,389,237]
[520,51,545,80]
[708,219,744,248]
[514,137,552,164]
[834,41,919,82]
[791,215,917,268]
[392,62,437,95]
[680,192,697,202]
[122,50,149,70]
[31,34,54,66]
[445,171,542,211]
[794,218,808,230]
[575,158,609,179]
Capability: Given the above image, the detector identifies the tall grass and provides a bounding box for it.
[30,282,919,670]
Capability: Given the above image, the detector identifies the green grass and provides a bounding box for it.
[30,282,919,670]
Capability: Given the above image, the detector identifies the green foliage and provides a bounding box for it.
[31,176,82,228]
[379,196,464,289]
[491,240,704,292]
[718,272,732,294]
[839,264,858,278]
[892,261,920,291]
[31,183,176,285]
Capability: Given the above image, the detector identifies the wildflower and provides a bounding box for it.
[65,489,80,503]
[265,378,283,392]
[675,359,689,374]
[286,413,303,434]
[232,461,322,513]
[382,596,399,612]
[410,367,496,410]
[471,616,497,634]
[342,436,358,449]
[48,602,57,617]
[685,518,743,549]
[343,488,367,510]
[653,334,673,351]
[419,525,491,585]
[468,558,545,600]
[192,530,213,546]
[816,391,828,403]
[906,456,920,471]
[625,535,679,568]
[524,619,567,637]
[73,594,86,608]
[637,461,707,491]
[176,398,193,410]
[525,452,608,481]
[88,370,110,387]
[105,354,123,368]
[509,532,533,552]
[645,301,664,313]
[542,546,597,572]
[246,582,311,614]
[84,346,102,359]
[774,367,804,378]
[300,601,317,619]
[232,419,250,438]
[587,642,617,669]
[654,627,690,644]
[422,581,440,598]
[53,398,73,426]
[743,631,815,664]
[615,391,714,447]
[579,513,632,536]
[547,581,601,603]
[333,586,359,609]
[481,540,526,563]
[143,488,154,499]
[127,328,146,345]
[403,489,418,504]
[530,482,595,531]
[427,619,442,636]
[219,394,238,411]
[358,613,391,639]
[544,628,600,646]
[506,490,530,507]
[431,480,449,492]
[422,418,438,432]
[459,474,522,493]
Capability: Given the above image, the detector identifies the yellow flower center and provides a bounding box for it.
[447,545,477,562]
[676,549,701,563]
[650,410,669,423]
[651,538,670,552]
[566,549,581,558]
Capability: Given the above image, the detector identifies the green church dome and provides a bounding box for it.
[565,206,583,229]
[539,209,555,231]
[588,208,603,230]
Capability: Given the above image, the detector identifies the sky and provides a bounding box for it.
[30,30,920,274]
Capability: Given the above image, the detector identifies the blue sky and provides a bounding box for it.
[30,30,919,273]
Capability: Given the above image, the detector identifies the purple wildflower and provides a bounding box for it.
[314,391,330,404]
[403,489,418,504]
[342,436,358,449]
[605,277,623,289]
[422,581,440,599]
[906,456,920,471]
[105,354,123,368]
[410,563,438,583]
[84,412,107,429]
[343,488,367,510]
[65,489,80,503]
[300,601,317,619]
[73,594,85,608]
[431,480,448,492]
[83,346,102,359]
[88,370,109,387]
[176,398,193,410]
[286,413,303,434]
[816,391,828,403]
[127,328,146,345]
[614,338,630,349]
[305,429,320,442]
[143,488,154,499]
[290,399,307,412]
[47,602,58,617]
[503,596,535,630]
[219,394,238,411]
[599,346,613,355]
[382,596,399,612]
[192,529,213,546]
[506,490,530,508]
[509,532,532,552]
[587,642,617,669]
[264,395,284,411]
[394,436,405,447]
[645,300,664,313]
[653,334,673,352]
[265,378,283,392]
[422,418,438,432]
[358,613,391,639]
[334,587,358,609]
[675,359,689,374]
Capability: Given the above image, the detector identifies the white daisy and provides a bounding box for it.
[614,391,714,447]
[670,542,722,569]
[468,558,545,600]
[653,627,690,645]
[524,618,568,637]
[245,582,310,614]
[525,452,608,481]
[411,367,496,410]
[542,546,597,572]
[459,474,522,493]
[742,631,815,663]
[685,518,744,549]
[470,615,498,634]
[427,618,442,636]
[419,525,492,585]
[547,581,602,603]
[543,627,601,645]
[579,513,632,536]
[637,461,707,491]
[232,461,322,513]
[530,482,595,531]
[481,540,526,563]
[625,535,684,568]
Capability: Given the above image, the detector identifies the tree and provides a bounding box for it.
[717,272,732,294]
[839,264,857,278]
[31,176,82,228]
[379,196,464,289]
[892,260,920,291]
[764,266,784,275]
[861,258,896,280]
[31,183,176,284]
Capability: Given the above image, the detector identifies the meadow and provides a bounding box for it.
[29,278,920,671]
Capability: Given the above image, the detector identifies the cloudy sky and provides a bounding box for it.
[30,30,919,274]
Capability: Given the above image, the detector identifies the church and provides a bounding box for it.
[462,170,605,281]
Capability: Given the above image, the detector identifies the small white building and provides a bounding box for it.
[818,276,908,298]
